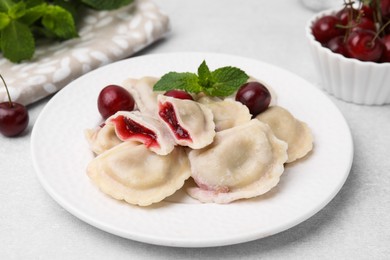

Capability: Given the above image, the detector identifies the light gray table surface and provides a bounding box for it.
[1,0,390,259]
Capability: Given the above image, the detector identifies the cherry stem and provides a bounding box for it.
[0,74,13,108]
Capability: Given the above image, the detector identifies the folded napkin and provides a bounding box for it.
[0,0,170,106]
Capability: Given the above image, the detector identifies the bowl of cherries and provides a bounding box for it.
[306,0,390,105]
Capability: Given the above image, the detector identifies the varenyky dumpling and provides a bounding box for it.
[85,124,122,155]
[157,95,215,149]
[122,77,161,116]
[187,120,288,203]
[106,111,174,155]
[197,96,251,131]
[87,141,191,206]
[256,106,313,163]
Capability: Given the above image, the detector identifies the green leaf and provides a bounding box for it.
[42,5,78,39]
[209,66,249,96]
[153,72,203,93]
[25,0,45,8]
[1,20,35,62]
[0,0,15,12]
[8,1,26,19]
[0,13,10,30]
[19,4,47,25]
[81,0,134,10]
[153,61,249,97]
[197,60,214,89]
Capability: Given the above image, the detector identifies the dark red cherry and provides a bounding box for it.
[0,102,29,137]
[0,74,29,137]
[350,17,377,32]
[98,85,135,119]
[164,90,193,100]
[380,35,390,62]
[361,5,374,20]
[346,30,384,62]
[235,82,271,117]
[381,0,390,17]
[327,36,350,57]
[312,15,344,44]
[336,7,359,26]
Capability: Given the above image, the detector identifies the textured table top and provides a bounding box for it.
[1,0,390,259]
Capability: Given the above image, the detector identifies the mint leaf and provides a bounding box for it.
[19,4,47,25]
[0,0,14,12]
[153,61,249,97]
[153,72,203,93]
[0,13,10,30]
[197,60,215,90]
[1,20,35,62]
[209,66,249,96]
[8,2,26,19]
[81,0,134,10]
[42,5,78,39]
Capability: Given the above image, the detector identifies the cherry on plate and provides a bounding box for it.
[98,85,135,119]
[235,82,271,117]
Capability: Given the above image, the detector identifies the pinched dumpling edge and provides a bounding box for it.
[256,106,313,163]
[186,120,288,204]
[87,141,192,206]
[84,124,122,155]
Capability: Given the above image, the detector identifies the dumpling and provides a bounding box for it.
[106,111,174,155]
[256,106,313,163]
[187,120,288,203]
[85,124,122,155]
[122,77,161,116]
[197,96,251,131]
[87,141,191,206]
[157,95,215,149]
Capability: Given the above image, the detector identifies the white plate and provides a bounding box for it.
[31,52,353,247]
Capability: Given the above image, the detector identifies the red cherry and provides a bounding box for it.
[164,90,194,100]
[346,30,384,62]
[0,102,29,137]
[327,36,350,57]
[380,35,390,62]
[235,82,271,117]
[351,17,376,32]
[361,5,374,20]
[0,74,29,137]
[312,15,344,44]
[98,85,135,119]
[381,0,390,17]
[336,7,359,26]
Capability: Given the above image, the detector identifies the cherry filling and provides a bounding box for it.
[159,102,191,141]
[111,115,159,148]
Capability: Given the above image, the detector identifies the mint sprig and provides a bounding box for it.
[153,61,249,97]
[0,0,134,63]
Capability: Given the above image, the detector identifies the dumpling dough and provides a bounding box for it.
[85,124,122,155]
[122,77,162,116]
[157,95,215,149]
[198,96,251,131]
[187,120,288,203]
[106,111,174,155]
[87,141,191,206]
[256,106,313,163]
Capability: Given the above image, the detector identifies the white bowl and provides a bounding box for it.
[305,9,390,105]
